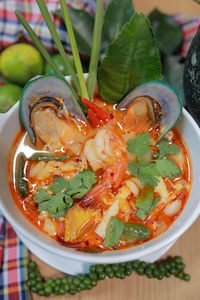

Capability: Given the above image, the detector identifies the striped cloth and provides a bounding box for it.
[0,0,104,51]
[0,214,30,300]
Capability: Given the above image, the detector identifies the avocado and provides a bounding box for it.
[184,25,200,126]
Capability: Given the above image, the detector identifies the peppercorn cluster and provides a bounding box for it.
[26,256,190,297]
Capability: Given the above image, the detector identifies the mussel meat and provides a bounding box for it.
[118,81,182,139]
[20,74,86,144]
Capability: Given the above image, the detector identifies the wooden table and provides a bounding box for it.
[31,0,200,299]
[31,217,200,300]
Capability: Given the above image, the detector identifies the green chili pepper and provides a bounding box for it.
[29,153,72,161]
[121,223,150,241]
[17,155,28,198]
[104,216,124,248]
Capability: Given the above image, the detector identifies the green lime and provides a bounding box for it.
[44,53,76,76]
[0,43,44,85]
[0,83,22,113]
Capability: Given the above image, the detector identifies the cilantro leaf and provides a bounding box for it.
[35,187,51,204]
[129,160,160,187]
[156,156,181,179]
[48,177,70,193]
[66,168,97,199]
[158,139,180,158]
[127,133,150,157]
[128,160,139,177]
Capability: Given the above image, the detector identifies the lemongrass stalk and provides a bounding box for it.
[15,10,65,79]
[60,0,89,99]
[35,0,81,94]
[87,0,104,100]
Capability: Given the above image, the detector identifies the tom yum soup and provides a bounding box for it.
[8,76,191,252]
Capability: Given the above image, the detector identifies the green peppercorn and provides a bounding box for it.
[53,286,60,295]
[44,286,53,296]
[119,273,126,279]
[176,262,185,270]
[76,286,81,292]
[140,262,147,268]
[125,262,132,270]
[38,290,45,296]
[115,270,122,278]
[69,283,76,291]
[107,271,114,278]
[170,261,176,268]
[89,271,98,281]
[170,268,177,275]
[125,269,132,276]
[59,288,66,295]
[91,279,97,287]
[132,260,140,269]
[174,256,183,264]
[112,264,119,272]
[79,282,86,290]
[148,263,156,270]
[73,277,81,286]
[67,276,73,284]
[29,279,36,287]
[183,274,190,281]
[90,265,96,273]
[86,284,92,290]
[176,271,184,279]
[105,265,112,274]
[152,269,159,277]
[145,269,153,278]
[35,275,42,282]
[136,266,145,275]
[26,280,32,288]
[55,278,62,286]
[78,273,86,281]
[61,277,68,285]
[35,282,43,291]
[46,278,54,285]
[30,286,37,293]
[165,272,171,278]
[28,261,37,271]
[29,271,36,279]
[98,272,106,280]
[157,273,164,280]
[69,289,77,295]
[83,277,91,286]
[158,263,165,272]
[96,264,104,273]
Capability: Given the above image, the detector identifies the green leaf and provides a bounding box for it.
[156,156,181,179]
[127,133,150,157]
[158,139,180,158]
[104,216,124,248]
[54,7,94,56]
[97,13,162,103]
[163,55,185,106]
[128,160,139,177]
[101,0,134,57]
[149,9,183,55]
[48,177,70,193]
[35,187,51,204]
[138,161,160,187]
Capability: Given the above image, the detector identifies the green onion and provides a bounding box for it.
[87,0,104,100]
[35,0,81,94]
[60,0,89,99]
[17,155,28,198]
[104,216,124,248]
[15,10,65,79]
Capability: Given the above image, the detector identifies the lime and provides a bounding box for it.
[0,43,44,85]
[0,83,22,113]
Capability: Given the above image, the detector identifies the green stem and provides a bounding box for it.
[15,10,65,79]
[35,0,81,94]
[60,0,89,99]
[87,0,104,101]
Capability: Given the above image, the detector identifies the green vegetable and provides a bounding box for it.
[34,169,96,219]
[121,222,150,241]
[149,9,183,55]
[87,0,104,100]
[101,0,134,57]
[127,133,150,157]
[97,13,162,103]
[155,156,181,179]
[29,153,72,161]
[35,188,73,219]
[135,185,160,220]
[54,6,94,57]
[104,216,124,248]
[128,160,160,187]
[128,136,181,186]
[60,0,89,99]
[27,256,190,296]
[157,139,180,158]
[17,155,28,198]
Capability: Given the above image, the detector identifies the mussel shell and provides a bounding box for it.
[118,81,182,139]
[20,74,86,143]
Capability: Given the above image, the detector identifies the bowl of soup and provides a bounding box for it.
[0,75,200,274]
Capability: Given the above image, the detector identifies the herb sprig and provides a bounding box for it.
[35,168,97,219]
[128,133,181,187]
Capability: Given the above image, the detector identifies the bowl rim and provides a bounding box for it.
[1,106,200,264]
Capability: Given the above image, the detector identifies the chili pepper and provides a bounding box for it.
[121,223,150,241]
[29,153,72,161]
[87,108,101,128]
[17,155,28,198]
[81,98,112,122]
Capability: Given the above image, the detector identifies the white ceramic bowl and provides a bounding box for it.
[0,101,200,274]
